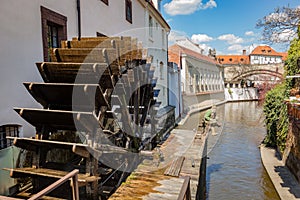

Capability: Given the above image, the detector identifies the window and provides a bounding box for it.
[149,15,153,38]
[229,58,232,62]
[101,0,108,5]
[125,0,132,23]
[162,29,165,47]
[0,125,20,150]
[41,6,67,61]
[160,62,164,80]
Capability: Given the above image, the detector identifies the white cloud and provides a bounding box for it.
[168,30,188,44]
[228,44,243,52]
[198,43,212,54]
[245,31,255,36]
[191,34,214,43]
[218,34,244,44]
[166,18,173,23]
[227,44,254,55]
[164,0,217,16]
[271,29,297,43]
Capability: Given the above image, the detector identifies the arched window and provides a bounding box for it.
[160,61,164,80]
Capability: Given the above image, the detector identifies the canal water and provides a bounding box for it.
[206,102,280,200]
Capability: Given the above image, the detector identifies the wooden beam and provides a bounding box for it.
[28,169,79,200]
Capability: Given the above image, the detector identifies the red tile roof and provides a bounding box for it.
[278,52,288,61]
[250,45,282,57]
[168,44,218,66]
[216,55,250,65]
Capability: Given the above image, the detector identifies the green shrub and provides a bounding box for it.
[263,84,288,151]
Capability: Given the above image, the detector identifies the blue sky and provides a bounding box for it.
[161,0,300,55]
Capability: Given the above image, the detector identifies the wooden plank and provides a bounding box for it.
[23,82,109,110]
[36,62,110,84]
[14,108,99,132]
[0,196,22,200]
[28,169,79,200]
[16,192,67,200]
[69,40,114,49]
[164,156,185,177]
[52,48,119,67]
[5,168,99,187]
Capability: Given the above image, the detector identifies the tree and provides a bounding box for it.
[256,6,300,44]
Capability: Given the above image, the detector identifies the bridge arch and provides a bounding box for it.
[231,69,283,82]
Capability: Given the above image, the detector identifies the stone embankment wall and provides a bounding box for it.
[225,87,258,101]
[283,103,300,183]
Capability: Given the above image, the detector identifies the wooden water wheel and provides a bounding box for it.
[6,36,161,199]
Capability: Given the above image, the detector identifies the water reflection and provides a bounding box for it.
[206,102,280,200]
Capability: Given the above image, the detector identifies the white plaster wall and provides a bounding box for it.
[0,0,78,137]
[168,64,182,120]
[250,55,282,65]
[181,55,221,94]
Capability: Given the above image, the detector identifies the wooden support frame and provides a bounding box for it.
[28,169,79,200]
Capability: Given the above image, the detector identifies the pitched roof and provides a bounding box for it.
[250,45,282,57]
[169,44,218,66]
[278,52,288,61]
[216,55,250,65]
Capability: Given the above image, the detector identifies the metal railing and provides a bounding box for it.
[0,169,79,200]
[177,176,191,200]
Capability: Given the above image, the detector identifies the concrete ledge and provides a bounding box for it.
[260,145,300,200]
[178,100,227,125]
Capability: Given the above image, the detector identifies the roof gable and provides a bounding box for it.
[169,44,218,65]
[250,45,281,57]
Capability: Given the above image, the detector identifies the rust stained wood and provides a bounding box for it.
[14,108,99,132]
[23,82,109,110]
[109,171,186,200]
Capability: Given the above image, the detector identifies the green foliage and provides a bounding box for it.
[285,36,300,91]
[263,27,300,151]
[263,84,288,151]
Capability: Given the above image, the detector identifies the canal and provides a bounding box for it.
[206,102,280,200]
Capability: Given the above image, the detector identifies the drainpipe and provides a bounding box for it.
[77,0,81,40]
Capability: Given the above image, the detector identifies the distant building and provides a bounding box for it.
[249,46,287,65]
[217,45,286,101]
[169,43,225,112]
[217,45,287,66]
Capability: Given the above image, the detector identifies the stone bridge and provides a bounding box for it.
[224,63,284,84]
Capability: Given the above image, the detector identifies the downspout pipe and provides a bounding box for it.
[77,0,81,40]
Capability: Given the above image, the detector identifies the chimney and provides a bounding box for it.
[242,49,246,55]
